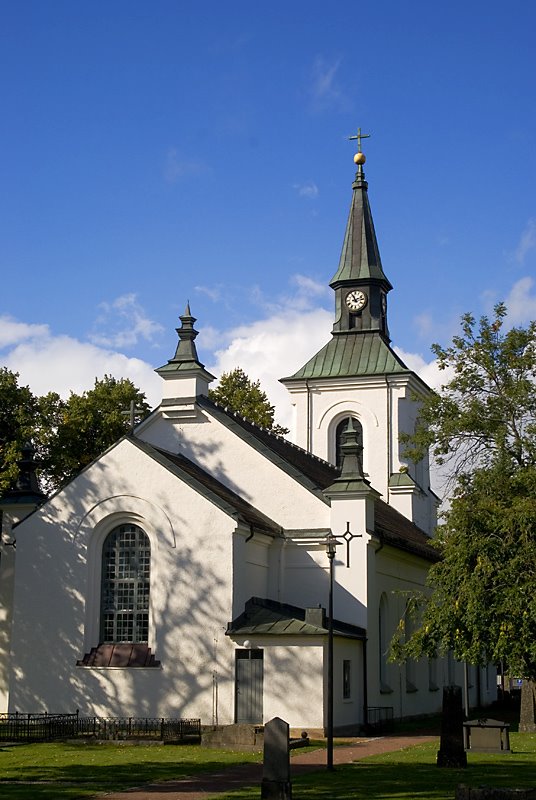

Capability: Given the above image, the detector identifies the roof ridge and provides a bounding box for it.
[206,396,336,468]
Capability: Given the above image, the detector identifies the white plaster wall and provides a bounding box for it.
[286,373,437,534]
[139,407,330,530]
[233,532,271,618]
[8,439,242,723]
[365,544,496,720]
[0,516,17,711]
[334,638,364,730]
[234,639,324,728]
[281,541,368,629]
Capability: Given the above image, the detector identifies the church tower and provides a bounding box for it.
[282,132,438,533]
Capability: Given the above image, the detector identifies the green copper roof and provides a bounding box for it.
[282,332,409,381]
[330,171,392,289]
[156,302,214,378]
[227,597,366,639]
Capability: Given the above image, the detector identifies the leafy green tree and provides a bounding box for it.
[0,372,151,495]
[209,368,289,435]
[0,368,39,494]
[42,375,151,488]
[393,305,536,681]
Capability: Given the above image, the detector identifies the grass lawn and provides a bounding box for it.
[0,733,535,800]
[0,741,262,800]
[218,733,536,800]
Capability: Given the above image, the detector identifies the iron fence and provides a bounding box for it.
[0,712,80,742]
[78,716,201,741]
[366,706,394,733]
[0,712,201,743]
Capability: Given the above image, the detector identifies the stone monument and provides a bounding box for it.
[437,685,467,768]
[261,717,292,800]
[519,679,536,733]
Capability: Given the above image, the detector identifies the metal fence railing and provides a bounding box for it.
[0,712,80,742]
[366,706,394,733]
[0,712,201,743]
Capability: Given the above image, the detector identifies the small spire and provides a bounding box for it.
[339,418,365,479]
[171,304,203,365]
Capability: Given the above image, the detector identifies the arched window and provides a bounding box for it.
[101,524,151,643]
[335,416,363,472]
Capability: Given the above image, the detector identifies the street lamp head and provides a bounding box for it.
[325,533,338,559]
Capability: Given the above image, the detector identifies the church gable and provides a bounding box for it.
[138,398,332,530]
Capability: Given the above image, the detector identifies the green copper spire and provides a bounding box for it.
[156,303,208,375]
[330,139,392,290]
[282,133,409,384]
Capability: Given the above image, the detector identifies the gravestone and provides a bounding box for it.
[519,680,536,733]
[437,685,467,768]
[261,717,291,800]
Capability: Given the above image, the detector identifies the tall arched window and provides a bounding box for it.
[101,524,151,643]
[335,416,363,472]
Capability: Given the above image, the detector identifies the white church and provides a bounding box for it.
[0,146,496,732]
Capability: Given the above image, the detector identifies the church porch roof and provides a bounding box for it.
[227,596,366,639]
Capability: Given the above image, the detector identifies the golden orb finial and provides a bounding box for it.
[354,152,366,165]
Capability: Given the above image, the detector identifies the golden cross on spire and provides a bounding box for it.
[348,127,371,152]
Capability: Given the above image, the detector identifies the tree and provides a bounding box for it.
[0,372,151,495]
[393,305,536,682]
[42,376,151,489]
[0,368,39,494]
[209,368,289,435]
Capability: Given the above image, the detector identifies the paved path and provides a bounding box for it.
[102,734,436,800]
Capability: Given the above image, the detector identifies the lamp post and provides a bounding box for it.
[326,532,338,771]
[325,522,362,771]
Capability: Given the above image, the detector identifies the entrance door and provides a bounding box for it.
[235,649,263,723]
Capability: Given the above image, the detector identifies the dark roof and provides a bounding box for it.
[132,438,282,536]
[374,500,440,562]
[180,398,438,561]
[197,395,339,499]
[282,332,409,382]
[77,643,160,668]
[227,597,366,639]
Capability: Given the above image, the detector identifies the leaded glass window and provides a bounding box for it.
[100,524,150,643]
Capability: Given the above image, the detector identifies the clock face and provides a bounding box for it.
[345,290,367,312]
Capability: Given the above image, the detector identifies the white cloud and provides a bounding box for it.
[164,148,210,183]
[90,293,164,349]
[0,315,50,348]
[206,308,332,433]
[413,312,435,339]
[0,317,161,408]
[515,219,536,265]
[309,56,347,112]
[504,276,536,324]
[293,181,319,199]
[194,285,224,303]
[394,347,450,391]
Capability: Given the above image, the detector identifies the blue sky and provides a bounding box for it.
[1,0,535,429]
